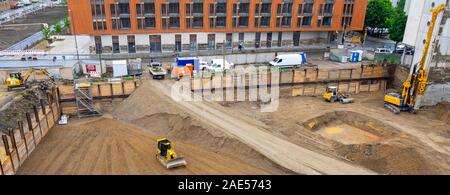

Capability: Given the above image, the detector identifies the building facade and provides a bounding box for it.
[67,0,368,54]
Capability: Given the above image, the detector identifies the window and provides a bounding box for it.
[169,3,179,14]
[281,17,291,27]
[255,32,261,48]
[186,3,191,15]
[119,18,131,29]
[193,17,203,28]
[261,3,271,13]
[94,36,102,54]
[111,18,117,30]
[128,35,136,53]
[226,33,232,49]
[169,17,180,28]
[239,33,244,43]
[216,2,227,14]
[238,17,249,27]
[216,16,226,28]
[144,17,155,28]
[190,34,197,51]
[144,3,155,14]
[110,4,116,16]
[137,18,144,29]
[112,36,120,53]
[277,32,282,47]
[208,34,215,50]
[304,2,314,14]
[136,4,142,15]
[298,4,303,15]
[175,34,182,52]
[193,3,203,13]
[322,16,332,27]
[294,31,300,46]
[260,16,270,27]
[90,0,106,17]
[239,3,250,13]
[118,3,130,14]
[282,3,293,14]
[302,16,312,27]
[162,18,167,29]
[150,35,161,53]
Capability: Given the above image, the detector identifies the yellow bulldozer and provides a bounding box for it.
[323,86,354,104]
[156,138,187,169]
[5,68,54,91]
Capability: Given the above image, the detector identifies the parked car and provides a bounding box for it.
[21,0,31,6]
[376,48,392,54]
[10,2,22,9]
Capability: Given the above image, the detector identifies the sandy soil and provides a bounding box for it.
[113,80,375,175]
[219,92,450,174]
[18,116,285,175]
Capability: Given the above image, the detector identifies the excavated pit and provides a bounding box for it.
[303,111,438,174]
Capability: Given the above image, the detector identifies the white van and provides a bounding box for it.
[270,53,307,67]
[376,48,392,54]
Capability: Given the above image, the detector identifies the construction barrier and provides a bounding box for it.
[0,87,61,175]
[191,64,394,100]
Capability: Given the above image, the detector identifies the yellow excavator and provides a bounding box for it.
[5,68,54,91]
[156,138,187,169]
[384,4,446,114]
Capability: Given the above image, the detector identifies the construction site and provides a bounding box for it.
[0,0,449,177]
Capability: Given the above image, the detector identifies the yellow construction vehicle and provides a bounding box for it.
[5,68,54,91]
[156,138,187,169]
[384,4,446,114]
[323,86,354,104]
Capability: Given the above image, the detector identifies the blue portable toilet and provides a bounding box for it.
[300,52,308,64]
[350,50,363,62]
[176,57,200,70]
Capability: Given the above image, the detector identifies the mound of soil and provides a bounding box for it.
[131,113,290,174]
[18,117,280,175]
[113,81,292,174]
[0,87,50,133]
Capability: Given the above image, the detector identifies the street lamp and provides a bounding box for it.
[68,9,80,64]
[232,2,240,53]
[341,23,348,45]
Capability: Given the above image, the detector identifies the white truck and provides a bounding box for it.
[148,62,166,79]
[270,53,307,67]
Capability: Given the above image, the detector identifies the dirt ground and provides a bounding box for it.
[219,92,450,174]
[0,6,67,50]
[18,116,287,175]
[14,76,450,175]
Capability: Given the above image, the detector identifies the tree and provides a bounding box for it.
[63,17,70,34]
[42,26,52,40]
[387,9,408,48]
[365,0,395,36]
[53,22,63,35]
[396,0,406,11]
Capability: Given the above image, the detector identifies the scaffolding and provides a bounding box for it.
[74,83,102,118]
